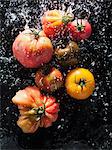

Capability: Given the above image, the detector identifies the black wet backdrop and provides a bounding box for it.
[1,0,112,149]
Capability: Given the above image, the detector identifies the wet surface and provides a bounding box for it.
[1,0,112,149]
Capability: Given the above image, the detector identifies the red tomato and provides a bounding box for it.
[68,19,92,41]
[12,29,53,68]
[35,67,63,92]
[12,86,59,133]
[41,9,74,38]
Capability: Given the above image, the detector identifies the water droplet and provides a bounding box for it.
[57,125,61,129]
[91,61,95,66]
[109,132,112,138]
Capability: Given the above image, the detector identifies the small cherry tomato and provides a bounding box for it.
[35,67,63,92]
[68,19,92,41]
[12,29,53,68]
[41,9,74,38]
[65,68,95,100]
[12,86,59,133]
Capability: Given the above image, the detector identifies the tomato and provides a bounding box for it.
[55,41,80,66]
[12,29,53,68]
[12,86,59,133]
[65,68,95,100]
[41,10,74,38]
[35,67,63,92]
[68,19,92,41]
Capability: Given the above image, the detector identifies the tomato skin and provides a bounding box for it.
[12,86,59,133]
[41,10,73,38]
[12,29,53,68]
[68,19,92,41]
[42,10,64,38]
[55,41,80,66]
[12,86,41,108]
[17,116,41,133]
[65,68,95,100]
[35,67,63,92]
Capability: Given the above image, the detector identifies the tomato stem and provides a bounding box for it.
[30,29,40,39]
[79,79,86,86]
[33,106,45,116]
[62,14,74,25]
[76,18,85,32]
[24,103,45,120]
[78,79,86,91]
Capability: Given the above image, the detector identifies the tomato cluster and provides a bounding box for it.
[42,10,92,40]
[11,9,95,133]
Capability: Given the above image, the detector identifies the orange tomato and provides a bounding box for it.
[41,10,74,38]
[65,68,95,100]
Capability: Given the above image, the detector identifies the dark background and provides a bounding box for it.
[1,0,112,149]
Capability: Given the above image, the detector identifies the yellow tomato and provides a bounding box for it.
[65,68,95,100]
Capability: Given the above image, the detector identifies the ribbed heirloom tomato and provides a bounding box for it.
[12,29,53,68]
[65,68,95,100]
[12,86,59,133]
[68,19,92,41]
[41,9,74,38]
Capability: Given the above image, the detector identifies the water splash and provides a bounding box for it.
[1,0,112,149]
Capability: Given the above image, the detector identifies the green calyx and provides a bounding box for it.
[30,29,41,38]
[62,15,74,25]
[78,79,86,91]
[76,19,85,32]
[33,106,45,117]
[77,24,85,31]
[79,80,85,86]
[25,104,45,120]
